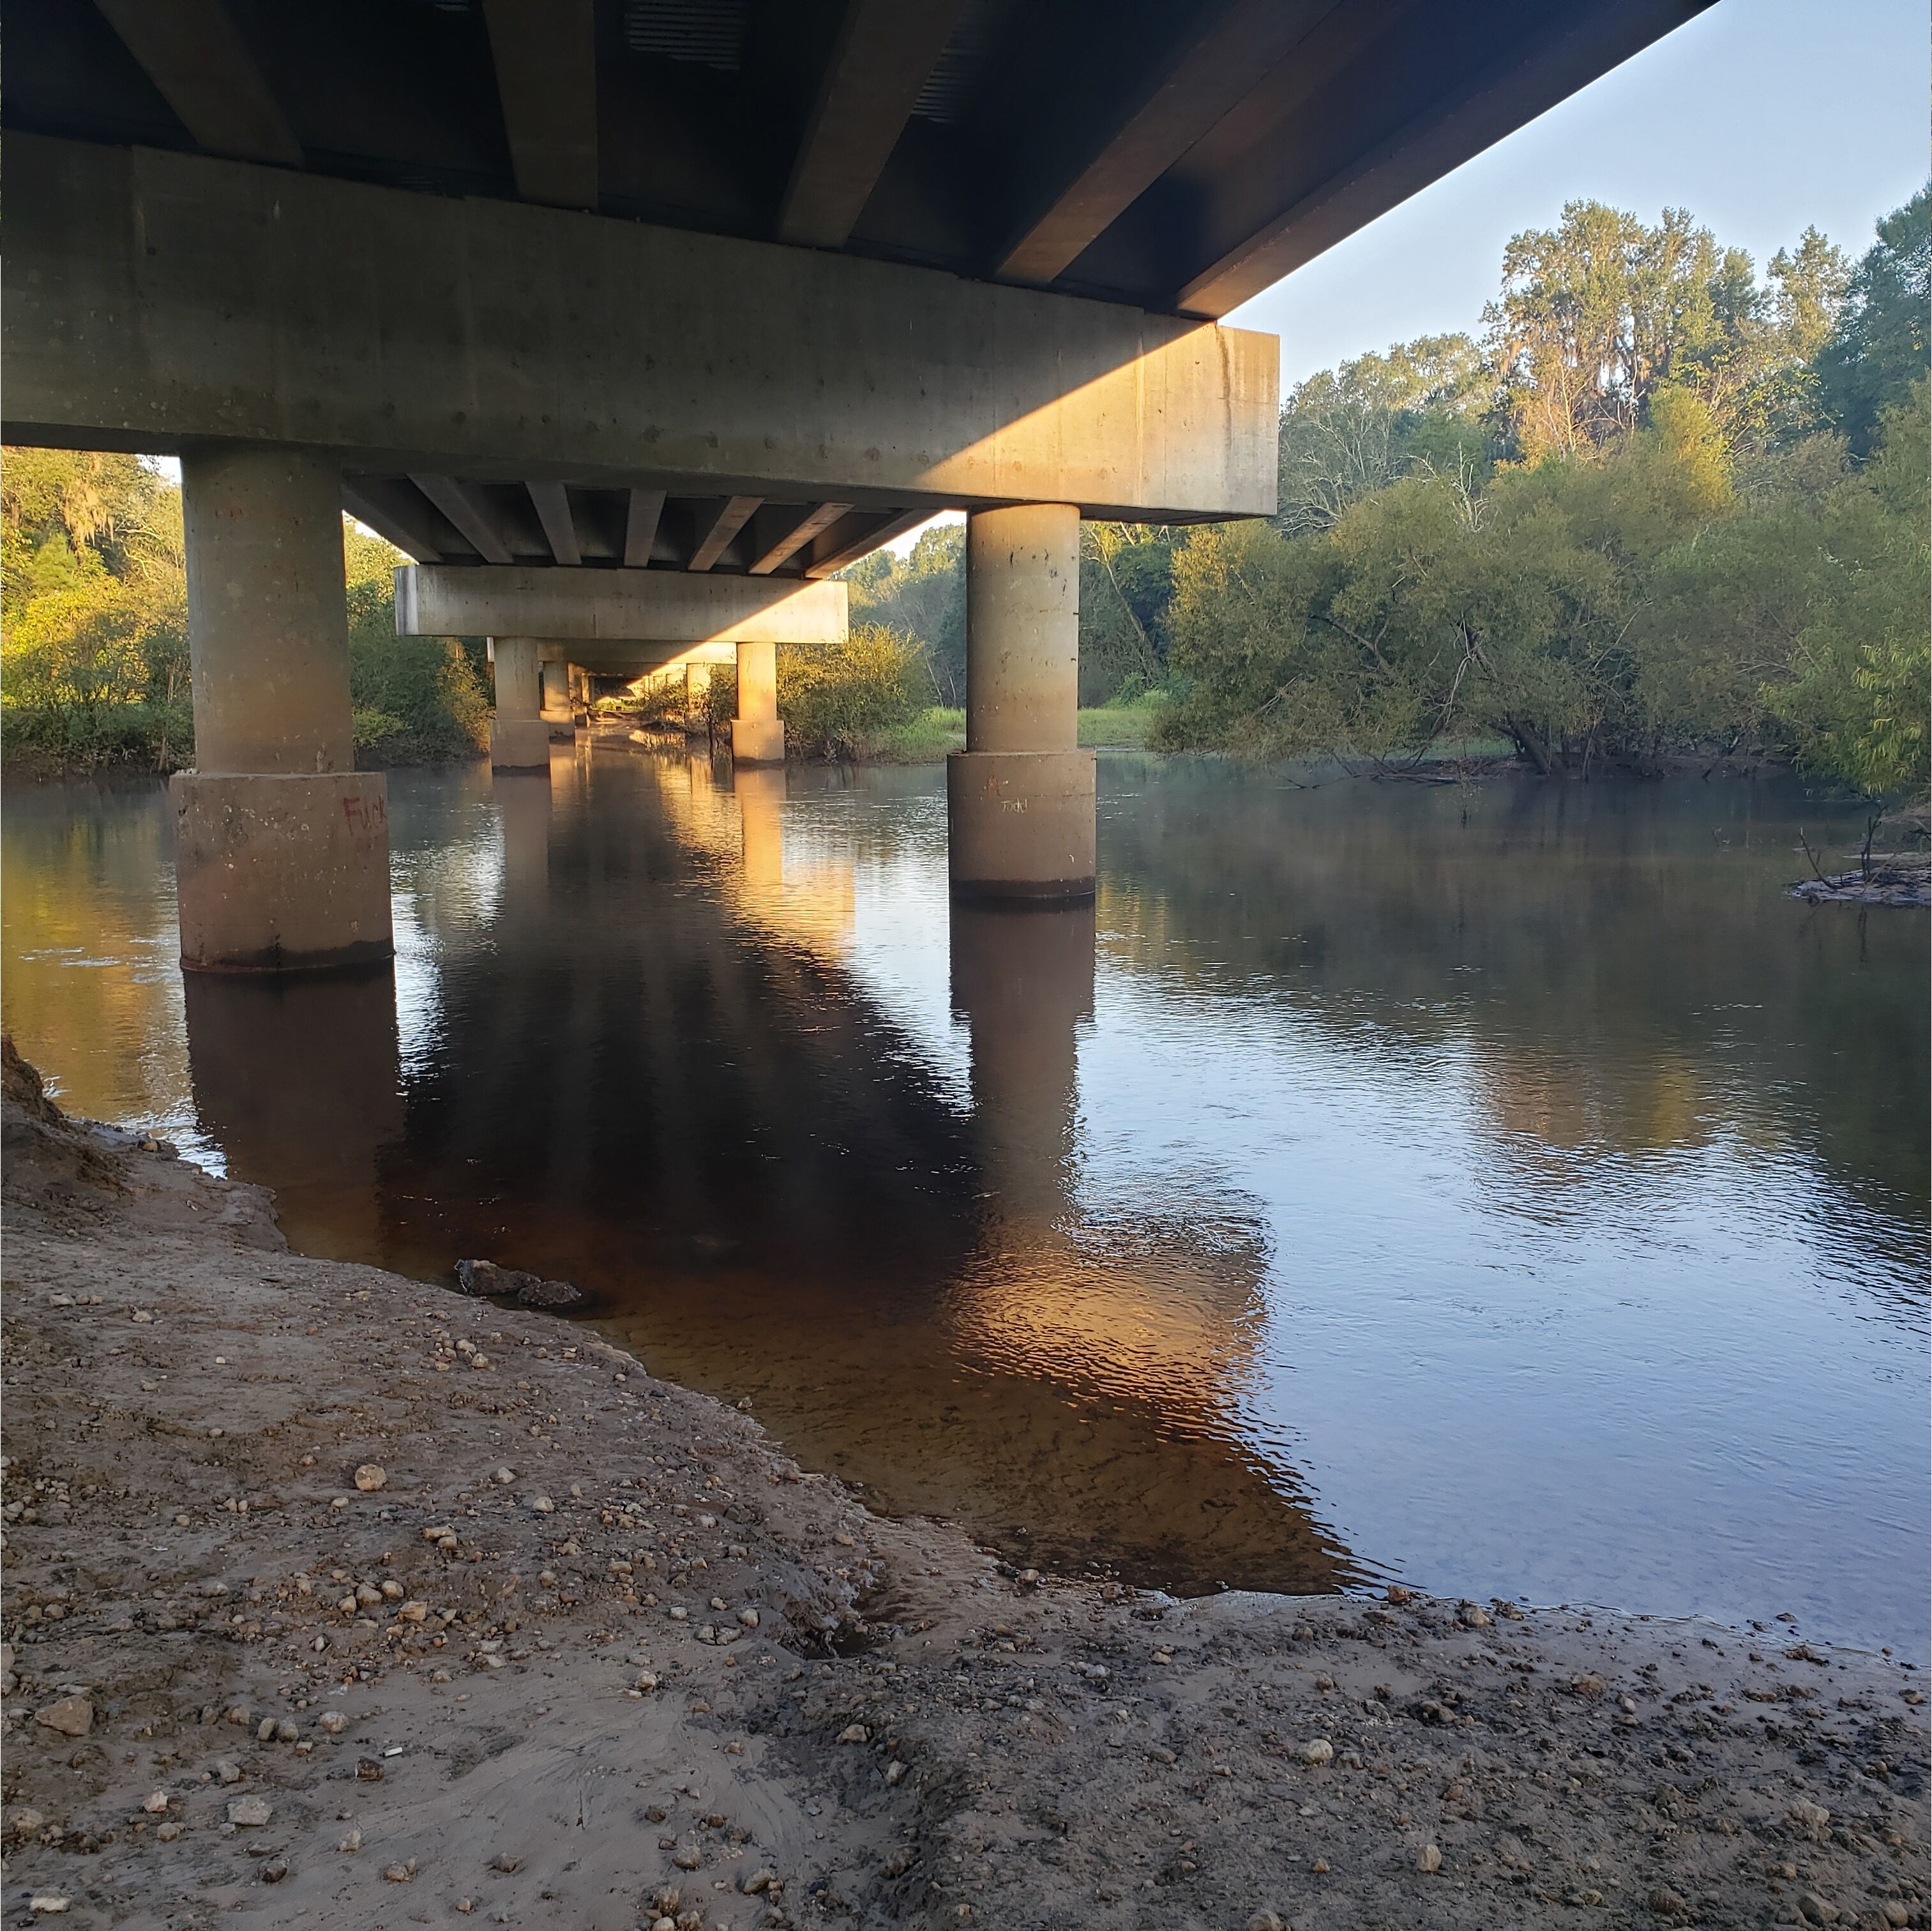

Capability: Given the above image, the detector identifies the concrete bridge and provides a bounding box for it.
[4,0,1708,971]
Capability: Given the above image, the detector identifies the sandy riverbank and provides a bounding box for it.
[1,1045,1926,1931]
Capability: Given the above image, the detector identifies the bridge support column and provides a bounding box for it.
[489,636,551,769]
[731,638,785,766]
[170,443,393,973]
[540,654,574,741]
[947,503,1095,901]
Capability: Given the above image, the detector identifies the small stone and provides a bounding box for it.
[1384,1584,1410,1604]
[493,1854,519,1872]
[227,1796,272,1827]
[1301,1738,1334,1766]
[33,1697,92,1738]
[356,1757,385,1781]
[142,1790,170,1814]
[338,1827,363,1852]
[493,1468,516,1485]
[27,1897,69,1916]
[216,1759,243,1784]
[258,1717,278,1741]
[156,1821,182,1842]
[396,1601,429,1623]
[1648,1887,1689,1920]
[527,1496,555,1514]
[277,1719,300,1741]
[672,1844,702,1870]
[738,1607,760,1629]
[260,1856,289,1884]
[1248,1915,1286,1931]
[837,1722,870,1744]
[1310,1857,1329,1875]
[633,1672,660,1693]
[1497,1834,1529,1870]
[1459,1602,1491,1628]
[1786,1799,1830,1836]
[1797,1897,1841,1927]
[353,1464,387,1492]
[317,1710,348,1734]
[382,1861,415,1883]
[739,1870,776,1895]
[884,1761,907,1785]
[1417,1843,1442,1874]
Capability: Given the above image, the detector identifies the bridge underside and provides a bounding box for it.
[3,0,1712,968]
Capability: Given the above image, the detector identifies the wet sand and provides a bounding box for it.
[3,1048,1926,1930]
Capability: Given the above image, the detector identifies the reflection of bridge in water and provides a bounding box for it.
[182,743,1361,1598]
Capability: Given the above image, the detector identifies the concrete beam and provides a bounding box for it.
[749,501,850,576]
[688,497,762,573]
[395,566,848,645]
[527,481,580,564]
[1176,0,1705,316]
[93,0,303,169]
[623,489,667,568]
[778,0,969,249]
[481,0,599,211]
[995,0,1340,286]
[4,135,1276,522]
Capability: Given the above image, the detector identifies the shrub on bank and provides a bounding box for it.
[776,625,926,759]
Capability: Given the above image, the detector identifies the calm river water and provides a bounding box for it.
[4,746,1926,1651]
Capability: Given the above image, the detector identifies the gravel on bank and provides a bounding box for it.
[2,1043,1926,1931]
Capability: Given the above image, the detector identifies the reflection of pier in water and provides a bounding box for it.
[179,743,1359,1596]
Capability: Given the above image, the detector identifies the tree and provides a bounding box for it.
[1,450,190,768]
[1813,185,1931,454]
[1488,201,1806,459]
[843,524,965,702]
[1275,333,1489,535]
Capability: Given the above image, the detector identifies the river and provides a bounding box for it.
[4,745,1926,1653]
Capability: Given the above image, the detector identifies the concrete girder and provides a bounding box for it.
[91,0,303,169]
[395,566,848,646]
[4,135,1277,523]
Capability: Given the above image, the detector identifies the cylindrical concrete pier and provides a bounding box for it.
[489,636,552,769]
[948,503,1096,900]
[171,443,394,972]
[732,637,785,766]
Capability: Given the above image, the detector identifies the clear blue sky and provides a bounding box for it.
[1226,0,1931,389]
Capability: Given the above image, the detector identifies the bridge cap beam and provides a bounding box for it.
[395,566,849,646]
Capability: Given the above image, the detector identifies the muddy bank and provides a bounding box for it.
[1,1052,1926,1930]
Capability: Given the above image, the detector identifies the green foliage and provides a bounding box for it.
[777,623,927,759]
[845,517,1184,708]
[1079,523,1178,703]
[1755,382,1930,796]
[1814,186,1931,455]
[1276,333,1492,534]
[1487,200,1853,460]
[844,525,965,701]
[1,458,488,776]
[342,524,490,763]
[1164,192,1928,801]
[1,450,191,771]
